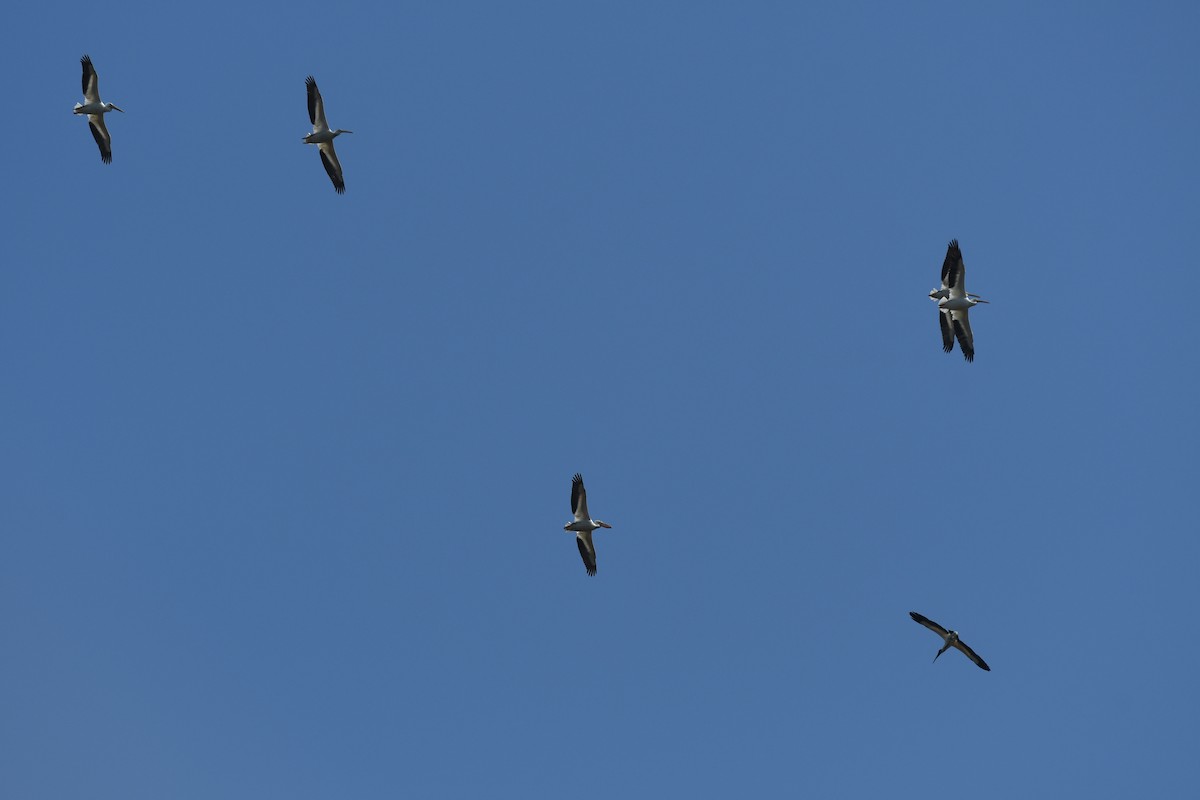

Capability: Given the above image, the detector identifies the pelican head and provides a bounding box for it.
[333,129,353,137]
[971,297,990,305]
[596,521,612,529]
[107,103,124,113]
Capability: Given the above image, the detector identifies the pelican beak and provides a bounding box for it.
[111,105,125,112]
[598,522,612,528]
[976,299,990,304]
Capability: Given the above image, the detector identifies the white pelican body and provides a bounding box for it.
[938,295,987,312]
[909,611,991,671]
[563,473,612,576]
[303,76,352,194]
[927,288,981,302]
[73,55,123,164]
[929,239,989,362]
[303,128,342,145]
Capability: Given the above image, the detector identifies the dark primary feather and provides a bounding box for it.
[81,54,96,97]
[941,239,963,289]
[909,611,949,637]
[89,119,111,163]
[576,536,597,576]
[305,75,319,126]
[955,640,991,671]
[319,148,345,194]
[938,310,954,353]
[952,317,974,362]
[570,473,585,515]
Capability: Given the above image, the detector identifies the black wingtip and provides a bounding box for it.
[951,319,974,363]
[572,473,583,484]
[576,536,597,576]
[81,54,92,66]
[88,121,111,164]
[305,75,316,87]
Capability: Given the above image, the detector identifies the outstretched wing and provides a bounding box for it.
[81,55,100,103]
[941,240,965,297]
[909,611,948,637]
[88,115,112,164]
[570,473,590,521]
[576,531,597,576]
[953,638,991,671]
[305,76,327,130]
[318,142,345,194]
[938,309,954,353]
[951,309,975,362]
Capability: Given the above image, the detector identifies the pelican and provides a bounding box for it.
[909,611,991,671]
[563,473,612,576]
[929,239,989,362]
[303,76,352,194]
[73,55,123,164]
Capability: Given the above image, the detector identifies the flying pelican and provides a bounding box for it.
[929,239,989,362]
[303,76,352,194]
[563,473,612,576]
[73,55,123,164]
[909,611,991,671]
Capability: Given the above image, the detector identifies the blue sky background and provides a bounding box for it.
[3,2,1198,797]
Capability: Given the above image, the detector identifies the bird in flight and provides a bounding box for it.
[73,55,124,164]
[563,473,612,576]
[909,611,991,671]
[929,240,989,362]
[302,76,353,194]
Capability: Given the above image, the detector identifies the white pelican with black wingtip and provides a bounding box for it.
[909,611,991,671]
[73,55,123,164]
[303,76,353,194]
[563,473,612,576]
[929,239,989,362]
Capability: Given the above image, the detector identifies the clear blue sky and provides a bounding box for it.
[3,2,1198,797]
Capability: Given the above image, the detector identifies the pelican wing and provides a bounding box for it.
[576,531,597,576]
[88,115,112,164]
[938,309,954,353]
[570,473,590,521]
[305,76,328,131]
[953,638,991,671]
[318,142,345,194]
[81,55,100,104]
[951,309,975,362]
[909,611,948,638]
[942,240,966,298]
